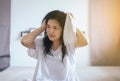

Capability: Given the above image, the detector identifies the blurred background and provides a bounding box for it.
[0,0,120,71]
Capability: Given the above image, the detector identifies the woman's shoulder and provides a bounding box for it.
[35,38,44,43]
[35,38,44,48]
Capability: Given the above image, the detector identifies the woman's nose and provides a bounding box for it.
[49,28,54,33]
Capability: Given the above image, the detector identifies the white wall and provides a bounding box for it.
[10,0,89,67]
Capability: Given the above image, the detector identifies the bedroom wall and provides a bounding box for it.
[10,0,89,67]
[89,0,120,65]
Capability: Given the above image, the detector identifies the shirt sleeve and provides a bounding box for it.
[27,38,44,60]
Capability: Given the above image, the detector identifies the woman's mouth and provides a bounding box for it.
[49,35,55,37]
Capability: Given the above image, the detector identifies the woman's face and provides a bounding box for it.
[46,19,62,42]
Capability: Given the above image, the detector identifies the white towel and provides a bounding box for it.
[63,13,77,55]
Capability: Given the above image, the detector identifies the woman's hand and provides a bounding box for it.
[41,20,46,30]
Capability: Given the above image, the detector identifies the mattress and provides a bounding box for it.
[0,67,120,81]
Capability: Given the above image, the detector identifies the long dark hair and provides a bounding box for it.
[42,10,67,61]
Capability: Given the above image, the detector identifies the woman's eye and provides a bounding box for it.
[54,27,58,30]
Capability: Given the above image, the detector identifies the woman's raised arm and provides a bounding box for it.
[21,21,46,49]
[75,28,88,48]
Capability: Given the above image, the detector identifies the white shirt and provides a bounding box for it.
[28,38,80,81]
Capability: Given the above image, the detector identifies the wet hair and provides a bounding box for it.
[42,10,67,61]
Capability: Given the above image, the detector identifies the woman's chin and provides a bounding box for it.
[49,38,54,41]
[49,39,53,41]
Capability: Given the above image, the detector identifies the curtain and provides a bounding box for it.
[89,0,120,65]
[0,0,10,71]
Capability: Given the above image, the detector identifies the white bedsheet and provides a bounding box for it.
[0,67,120,81]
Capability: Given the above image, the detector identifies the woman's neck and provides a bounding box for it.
[52,40,61,51]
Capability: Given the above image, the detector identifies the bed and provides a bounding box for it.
[0,66,120,81]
